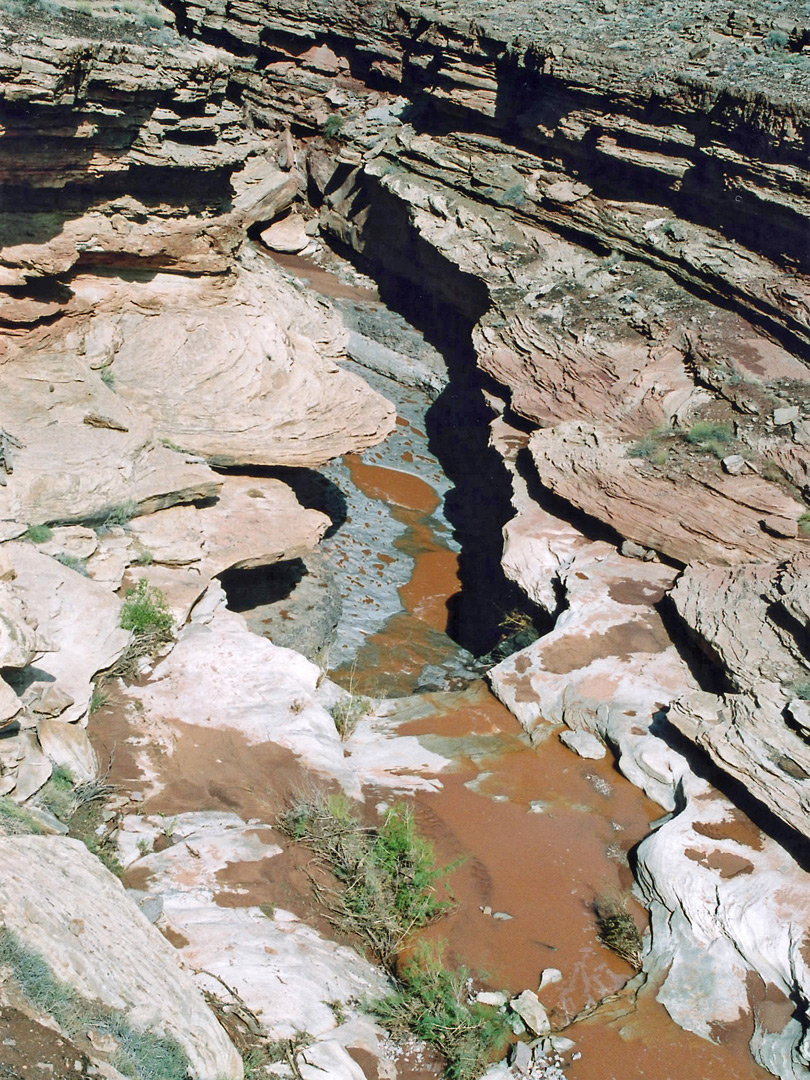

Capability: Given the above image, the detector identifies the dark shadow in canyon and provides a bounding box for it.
[322,214,547,657]
[219,558,307,613]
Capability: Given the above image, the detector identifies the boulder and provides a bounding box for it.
[559,729,607,760]
[0,836,242,1080]
[510,990,551,1036]
[260,214,311,254]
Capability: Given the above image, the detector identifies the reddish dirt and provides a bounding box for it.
[269,251,378,302]
[0,1006,95,1080]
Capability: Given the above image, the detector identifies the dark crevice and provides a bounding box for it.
[654,594,737,696]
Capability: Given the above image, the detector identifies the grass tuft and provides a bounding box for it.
[25,524,53,544]
[53,552,89,576]
[330,695,369,740]
[627,427,671,465]
[323,114,344,139]
[683,421,734,458]
[104,500,139,529]
[0,928,189,1079]
[0,797,46,836]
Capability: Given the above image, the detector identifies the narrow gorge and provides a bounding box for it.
[1,2,809,1079]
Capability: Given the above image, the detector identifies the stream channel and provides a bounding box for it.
[94,244,769,1080]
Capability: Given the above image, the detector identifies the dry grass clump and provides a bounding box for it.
[593,892,643,969]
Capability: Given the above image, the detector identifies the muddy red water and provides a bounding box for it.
[334,456,768,1079]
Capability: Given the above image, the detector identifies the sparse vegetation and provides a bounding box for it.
[792,679,810,700]
[329,694,369,739]
[278,795,502,1077]
[90,683,109,714]
[53,552,89,576]
[278,795,453,969]
[798,511,810,537]
[103,500,138,529]
[593,892,643,969]
[134,547,154,566]
[372,945,509,1080]
[25,524,53,544]
[0,796,46,836]
[0,928,189,1080]
[99,366,115,389]
[38,765,76,820]
[683,421,734,458]
[627,427,671,465]
[499,183,526,207]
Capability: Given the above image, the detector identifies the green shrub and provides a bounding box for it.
[371,945,509,1080]
[104,500,138,529]
[627,427,670,465]
[766,29,789,48]
[25,524,53,544]
[683,421,734,457]
[277,796,452,969]
[330,694,369,739]
[99,367,115,389]
[792,679,810,699]
[323,114,344,139]
[0,797,46,836]
[799,511,810,536]
[38,765,76,821]
[499,183,526,207]
[119,579,173,639]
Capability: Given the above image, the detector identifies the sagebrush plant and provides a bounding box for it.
[0,928,189,1080]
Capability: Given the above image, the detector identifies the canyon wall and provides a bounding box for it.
[1,1,810,1077]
